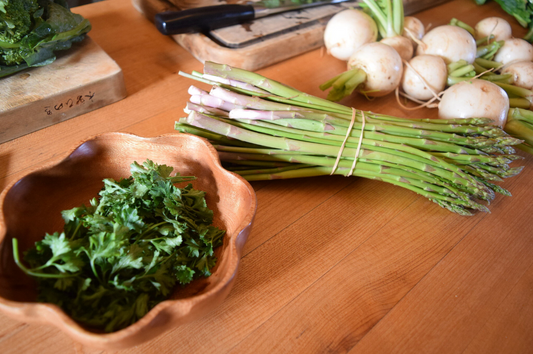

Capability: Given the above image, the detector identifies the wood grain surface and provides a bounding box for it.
[0,38,126,144]
[0,0,532,353]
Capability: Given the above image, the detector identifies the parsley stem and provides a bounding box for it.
[89,258,102,284]
[80,248,103,284]
[169,176,196,183]
[12,239,77,278]
[33,261,57,271]
[138,251,176,281]
[69,222,83,240]
[134,221,169,243]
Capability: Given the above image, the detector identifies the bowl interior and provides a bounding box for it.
[0,133,255,332]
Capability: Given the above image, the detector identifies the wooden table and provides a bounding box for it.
[1,0,532,353]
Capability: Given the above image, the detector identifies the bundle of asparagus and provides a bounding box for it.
[175,62,524,216]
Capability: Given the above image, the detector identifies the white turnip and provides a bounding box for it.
[438,79,509,127]
[401,55,447,101]
[320,0,410,101]
[324,9,378,61]
[320,42,403,101]
[417,25,477,64]
[347,42,403,97]
[501,61,533,90]
[493,38,533,65]
[403,16,425,48]
[475,17,512,42]
[381,36,413,62]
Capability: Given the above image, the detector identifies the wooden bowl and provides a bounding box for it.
[0,133,257,350]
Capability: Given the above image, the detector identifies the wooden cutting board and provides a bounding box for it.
[0,37,126,144]
[133,0,450,71]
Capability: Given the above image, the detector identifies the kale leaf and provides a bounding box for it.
[0,0,91,78]
[12,160,225,332]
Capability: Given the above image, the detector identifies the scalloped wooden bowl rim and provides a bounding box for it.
[0,132,257,349]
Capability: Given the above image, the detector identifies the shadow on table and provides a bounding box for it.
[0,152,11,194]
[67,0,105,7]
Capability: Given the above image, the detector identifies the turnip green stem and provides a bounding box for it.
[509,98,531,109]
[320,68,367,101]
[475,58,502,69]
[477,41,504,59]
[449,64,476,77]
[505,108,533,152]
[524,26,533,43]
[476,35,495,46]
[449,18,475,36]
[362,0,404,38]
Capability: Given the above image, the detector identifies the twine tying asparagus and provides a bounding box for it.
[349,110,366,177]
[331,108,359,176]
[331,108,367,176]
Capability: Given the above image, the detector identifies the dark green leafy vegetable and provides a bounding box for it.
[0,0,91,78]
[12,160,225,332]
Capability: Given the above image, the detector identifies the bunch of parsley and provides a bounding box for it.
[12,160,225,332]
